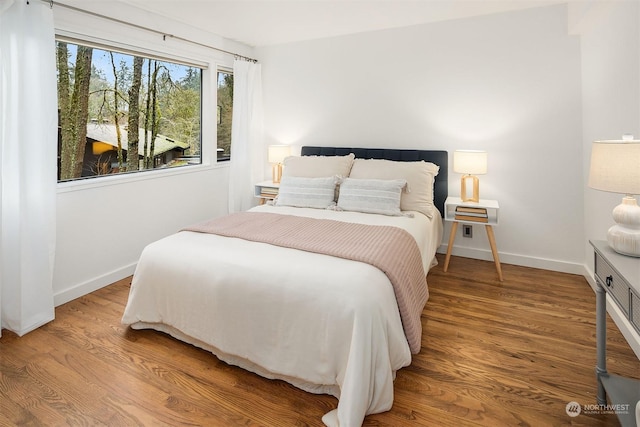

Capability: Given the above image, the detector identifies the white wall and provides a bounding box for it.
[54,167,230,305]
[51,1,640,305]
[258,4,584,273]
[574,1,640,357]
[51,3,252,305]
[575,1,640,275]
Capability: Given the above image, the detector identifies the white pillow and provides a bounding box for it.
[275,176,337,209]
[348,159,439,218]
[282,153,355,178]
[337,178,407,216]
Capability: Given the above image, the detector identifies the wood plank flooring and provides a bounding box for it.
[1,254,639,426]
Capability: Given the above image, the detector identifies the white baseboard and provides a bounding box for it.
[53,262,137,307]
[437,244,587,276]
[55,247,584,305]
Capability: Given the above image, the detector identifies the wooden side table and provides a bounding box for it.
[254,181,280,205]
[443,196,502,281]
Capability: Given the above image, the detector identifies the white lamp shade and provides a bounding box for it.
[588,140,640,195]
[588,139,640,257]
[453,150,488,175]
[268,145,291,164]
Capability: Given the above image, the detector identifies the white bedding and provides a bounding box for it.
[122,205,443,426]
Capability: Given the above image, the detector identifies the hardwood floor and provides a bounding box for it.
[1,254,639,426]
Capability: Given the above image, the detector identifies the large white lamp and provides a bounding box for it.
[588,136,640,257]
[453,150,488,203]
[268,145,290,183]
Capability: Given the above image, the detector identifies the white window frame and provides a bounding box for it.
[54,8,235,193]
[216,66,233,163]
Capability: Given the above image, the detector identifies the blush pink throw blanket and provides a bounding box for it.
[183,212,428,353]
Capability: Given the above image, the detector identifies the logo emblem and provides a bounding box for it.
[566,401,581,417]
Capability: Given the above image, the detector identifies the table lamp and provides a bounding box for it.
[453,150,488,203]
[268,145,290,183]
[588,136,640,257]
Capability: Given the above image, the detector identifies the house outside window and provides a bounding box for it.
[56,40,203,182]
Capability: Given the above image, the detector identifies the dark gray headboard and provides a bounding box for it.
[301,146,448,217]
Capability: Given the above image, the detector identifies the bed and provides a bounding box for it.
[122,146,448,427]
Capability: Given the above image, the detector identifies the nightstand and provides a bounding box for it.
[443,196,502,281]
[254,181,280,205]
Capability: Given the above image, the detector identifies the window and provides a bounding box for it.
[56,40,202,182]
[217,70,233,161]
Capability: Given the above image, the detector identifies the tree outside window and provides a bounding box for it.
[56,40,203,181]
[216,70,233,161]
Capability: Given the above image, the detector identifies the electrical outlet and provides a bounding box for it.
[462,224,473,238]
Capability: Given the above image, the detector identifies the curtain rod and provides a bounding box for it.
[39,0,258,63]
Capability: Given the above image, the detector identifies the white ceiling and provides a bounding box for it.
[116,0,568,47]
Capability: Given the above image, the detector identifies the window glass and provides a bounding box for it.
[217,70,233,161]
[56,40,202,181]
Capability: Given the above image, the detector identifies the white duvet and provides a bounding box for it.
[122,205,443,426]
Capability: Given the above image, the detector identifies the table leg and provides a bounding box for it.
[485,225,503,282]
[444,222,458,272]
[595,283,607,405]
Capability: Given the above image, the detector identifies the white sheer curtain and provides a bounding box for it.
[228,59,264,213]
[0,0,57,336]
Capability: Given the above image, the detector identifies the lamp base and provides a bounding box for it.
[460,174,480,203]
[607,196,640,257]
[272,163,283,184]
